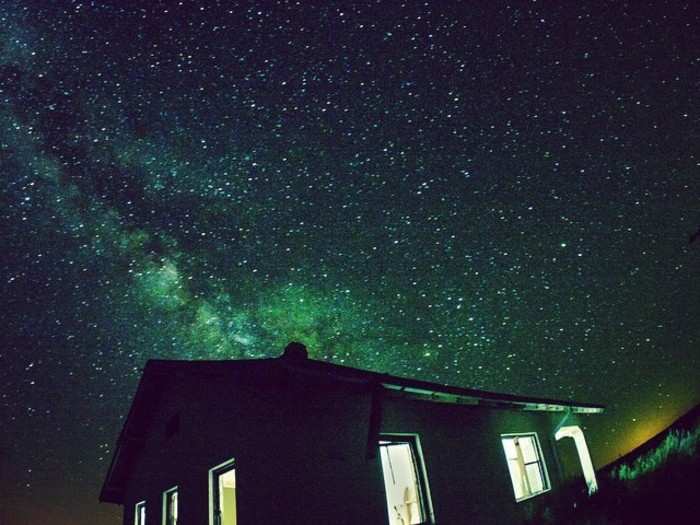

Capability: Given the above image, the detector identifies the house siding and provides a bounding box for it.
[117,363,591,525]
[122,366,388,524]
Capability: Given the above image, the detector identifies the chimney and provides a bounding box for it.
[282,341,308,361]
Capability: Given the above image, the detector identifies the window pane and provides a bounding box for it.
[172,492,178,523]
[380,442,425,525]
[505,458,526,500]
[217,468,237,525]
[165,490,178,525]
[519,437,538,464]
[501,438,517,460]
[135,502,146,525]
[525,464,544,493]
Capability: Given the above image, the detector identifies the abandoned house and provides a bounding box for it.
[100,342,604,525]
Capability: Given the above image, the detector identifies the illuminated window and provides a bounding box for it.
[163,487,178,525]
[379,435,432,525]
[210,459,236,525]
[135,500,146,525]
[501,433,550,501]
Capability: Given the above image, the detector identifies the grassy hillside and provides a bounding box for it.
[611,425,700,482]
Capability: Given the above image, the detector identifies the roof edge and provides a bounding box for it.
[99,360,161,504]
[381,383,604,413]
[276,355,605,413]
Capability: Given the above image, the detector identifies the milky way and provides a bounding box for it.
[1,2,698,524]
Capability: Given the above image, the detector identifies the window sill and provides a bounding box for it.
[515,487,551,503]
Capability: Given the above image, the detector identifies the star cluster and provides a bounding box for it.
[1,2,698,524]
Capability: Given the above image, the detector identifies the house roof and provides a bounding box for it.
[100,342,604,504]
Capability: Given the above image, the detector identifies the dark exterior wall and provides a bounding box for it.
[118,366,593,525]
[380,396,568,525]
[122,365,388,525]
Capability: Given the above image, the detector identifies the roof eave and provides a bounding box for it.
[382,383,604,413]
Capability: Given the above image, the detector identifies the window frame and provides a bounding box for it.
[162,486,178,525]
[378,433,435,525]
[134,500,147,525]
[208,457,236,525]
[500,432,551,502]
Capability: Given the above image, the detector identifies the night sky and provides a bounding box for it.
[1,1,699,523]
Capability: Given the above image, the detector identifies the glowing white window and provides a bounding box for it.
[379,436,432,525]
[210,459,236,525]
[163,487,178,525]
[501,433,550,501]
[135,500,146,525]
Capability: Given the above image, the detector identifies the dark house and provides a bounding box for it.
[101,342,603,525]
